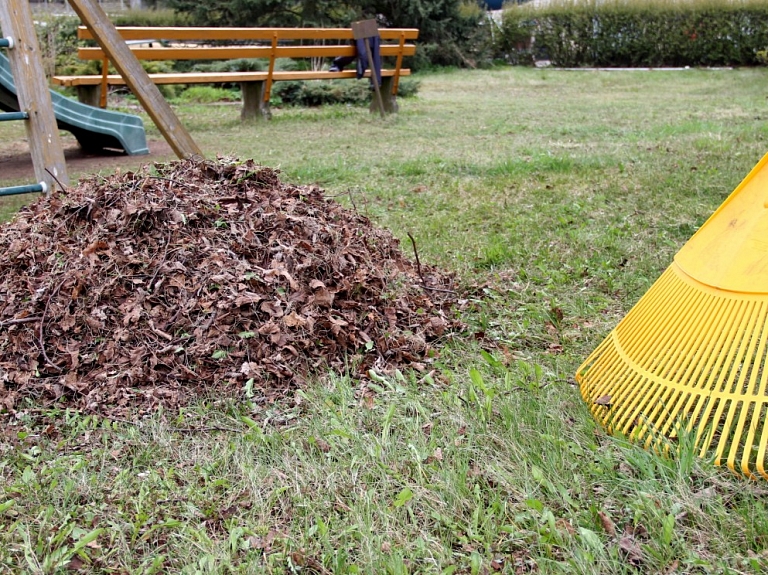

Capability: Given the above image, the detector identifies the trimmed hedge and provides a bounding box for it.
[498,0,768,67]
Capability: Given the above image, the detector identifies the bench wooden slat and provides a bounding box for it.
[77,26,419,42]
[51,68,411,87]
[78,44,417,61]
[63,25,418,118]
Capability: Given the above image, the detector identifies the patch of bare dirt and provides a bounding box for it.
[0,139,175,183]
[0,157,462,419]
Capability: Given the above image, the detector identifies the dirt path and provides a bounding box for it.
[0,138,176,183]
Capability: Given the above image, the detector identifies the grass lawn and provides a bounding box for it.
[2,66,768,574]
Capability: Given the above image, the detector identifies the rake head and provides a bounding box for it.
[577,152,768,479]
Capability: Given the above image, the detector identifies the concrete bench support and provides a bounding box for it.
[76,84,101,108]
[240,81,270,120]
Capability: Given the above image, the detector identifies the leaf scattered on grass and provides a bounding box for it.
[619,524,645,567]
[598,510,617,538]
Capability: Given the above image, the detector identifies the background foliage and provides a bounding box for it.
[497,0,768,67]
[164,0,493,69]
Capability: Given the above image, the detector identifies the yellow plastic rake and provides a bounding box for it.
[577,151,768,479]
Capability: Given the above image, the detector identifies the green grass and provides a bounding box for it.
[3,66,768,573]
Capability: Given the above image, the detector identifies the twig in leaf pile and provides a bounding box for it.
[149,231,173,291]
[407,231,423,280]
[148,175,196,190]
[0,316,43,328]
[45,168,67,193]
[347,188,358,212]
[406,232,456,294]
[39,277,69,372]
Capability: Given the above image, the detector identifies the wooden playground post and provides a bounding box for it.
[0,0,68,190]
[66,0,203,159]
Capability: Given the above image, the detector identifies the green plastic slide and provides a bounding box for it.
[0,51,148,155]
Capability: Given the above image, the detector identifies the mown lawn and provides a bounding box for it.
[2,66,768,574]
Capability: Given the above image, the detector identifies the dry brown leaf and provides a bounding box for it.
[283,311,307,328]
[556,518,576,535]
[424,447,444,464]
[66,557,86,571]
[594,395,612,406]
[598,511,617,538]
[619,525,644,567]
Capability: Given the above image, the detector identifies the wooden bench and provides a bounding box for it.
[51,26,418,119]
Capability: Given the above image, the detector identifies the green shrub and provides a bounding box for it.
[174,86,240,103]
[166,0,490,70]
[191,58,265,73]
[30,15,81,77]
[494,9,537,66]
[497,0,768,67]
[394,77,421,98]
[272,77,420,107]
[111,8,192,27]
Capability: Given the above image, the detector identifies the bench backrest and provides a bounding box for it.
[76,26,418,106]
[77,26,418,61]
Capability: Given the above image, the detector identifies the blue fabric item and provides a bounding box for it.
[355,35,382,85]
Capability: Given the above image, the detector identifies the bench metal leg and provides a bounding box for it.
[75,85,102,108]
[241,81,270,121]
[372,77,398,115]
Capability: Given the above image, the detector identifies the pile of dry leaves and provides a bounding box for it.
[0,158,462,417]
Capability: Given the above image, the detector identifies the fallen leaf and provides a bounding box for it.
[283,311,307,328]
[248,529,278,552]
[424,447,443,464]
[66,557,86,571]
[556,518,576,535]
[547,343,564,354]
[598,511,616,538]
[594,395,612,407]
[619,526,644,566]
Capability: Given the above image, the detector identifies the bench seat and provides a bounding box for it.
[51,68,411,87]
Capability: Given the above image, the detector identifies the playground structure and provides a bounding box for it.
[0,0,200,197]
[2,0,412,187]
[0,1,68,196]
[0,51,149,156]
[66,0,201,159]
